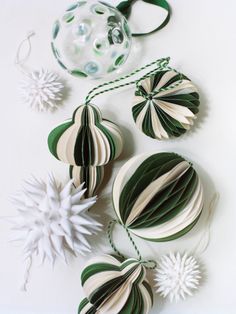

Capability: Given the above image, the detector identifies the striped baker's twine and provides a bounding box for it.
[84,57,170,104]
[107,219,157,269]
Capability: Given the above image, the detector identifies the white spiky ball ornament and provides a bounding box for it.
[10,175,101,290]
[154,252,201,302]
[15,32,64,111]
[20,69,64,111]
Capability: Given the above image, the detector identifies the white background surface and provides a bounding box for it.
[0,0,235,313]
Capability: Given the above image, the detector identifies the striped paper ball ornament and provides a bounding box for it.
[112,152,204,241]
[132,70,200,140]
[79,255,153,314]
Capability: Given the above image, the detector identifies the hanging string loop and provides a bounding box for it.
[192,192,220,255]
[85,57,170,105]
[15,31,35,75]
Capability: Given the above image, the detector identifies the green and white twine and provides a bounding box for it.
[107,219,157,270]
[84,57,173,105]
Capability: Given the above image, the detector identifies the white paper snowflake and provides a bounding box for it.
[154,252,201,302]
[19,69,64,111]
[10,175,101,264]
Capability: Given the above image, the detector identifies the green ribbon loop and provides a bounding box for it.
[117,0,171,37]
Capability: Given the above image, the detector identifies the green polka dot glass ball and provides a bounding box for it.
[51,0,132,78]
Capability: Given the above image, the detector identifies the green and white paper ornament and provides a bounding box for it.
[112,152,204,241]
[132,70,200,139]
[48,103,123,193]
[79,254,153,314]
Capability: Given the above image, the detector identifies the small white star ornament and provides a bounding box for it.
[154,252,201,302]
[15,32,64,112]
[20,69,64,111]
[10,174,102,290]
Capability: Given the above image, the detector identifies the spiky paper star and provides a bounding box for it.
[154,252,201,302]
[10,175,101,265]
[19,69,64,111]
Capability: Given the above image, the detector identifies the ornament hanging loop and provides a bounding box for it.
[84,57,170,105]
[192,192,220,255]
[117,0,171,37]
[141,259,157,269]
[15,31,35,75]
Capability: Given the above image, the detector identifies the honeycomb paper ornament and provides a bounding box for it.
[112,152,204,241]
[132,70,200,139]
[78,255,153,314]
[48,103,123,166]
[10,175,102,290]
[155,252,201,302]
[48,103,123,194]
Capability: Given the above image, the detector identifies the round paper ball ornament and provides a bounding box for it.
[132,70,200,139]
[51,0,132,78]
[112,152,204,241]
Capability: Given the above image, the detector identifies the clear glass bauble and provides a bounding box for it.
[51,0,132,79]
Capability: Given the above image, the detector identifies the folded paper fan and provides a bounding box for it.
[132,70,200,139]
[112,152,204,241]
[70,165,104,197]
[48,104,123,166]
[79,255,153,314]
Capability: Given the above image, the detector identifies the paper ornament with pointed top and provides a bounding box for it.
[48,103,123,196]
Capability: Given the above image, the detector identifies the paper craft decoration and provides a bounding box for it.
[155,252,201,302]
[15,32,64,111]
[20,69,64,111]
[132,70,200,139]
[48,104,123,166]
[79,254,153,314]
[51,1,132,78]
[112,152,204,241]
[10,175,101,289]
[48,103,123,193]
[69,165,104,197]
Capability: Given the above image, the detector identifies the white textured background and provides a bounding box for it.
[0,0,235,313]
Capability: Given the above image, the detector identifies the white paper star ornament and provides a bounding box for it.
[10,174,102,290]
[154,252,201,302]
[20,69,64,111]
